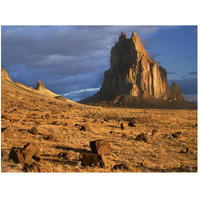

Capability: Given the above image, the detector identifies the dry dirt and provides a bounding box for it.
[1,78,197,172]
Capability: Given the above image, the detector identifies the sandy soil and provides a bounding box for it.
[1,79,197,172]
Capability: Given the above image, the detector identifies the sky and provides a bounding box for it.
[1,26,197,102]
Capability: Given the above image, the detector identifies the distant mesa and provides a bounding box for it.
[80,32,195,109]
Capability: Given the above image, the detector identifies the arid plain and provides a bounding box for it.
[1,68,197,172]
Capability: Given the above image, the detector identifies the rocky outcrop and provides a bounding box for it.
[100,32,169,99]
[36,80,58,98]
[169,82,184,103]
[80,32,194,108]
[1,67,12,82]
[37,80,46,90]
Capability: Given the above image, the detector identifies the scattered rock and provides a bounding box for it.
[80,125,86,131]
[135,133,148,143]
[1,114,10,120]
[32,155,43,163]
[128,121,136,127]
[52,121,60,125]
[74,123,86,131]
[9,148,24,164]
[121,122,128,130]
[172,132,181,138]
[79,153,105,167]
[22,162,41,172]
[152,129,158,135]
[23,143,41,157]
[180,147,189,154]
[43,135,53,140]
[60,114,65,119]
[45,114,51,119]
[90,140,111,155]
[112,162,129,171]
[30,127,39,135]
[9,143,42,169]
[58,152,68,158]
[1,127,12,141]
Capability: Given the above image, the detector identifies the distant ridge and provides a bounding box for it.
[80,32,196,109]
[1,67,73,103]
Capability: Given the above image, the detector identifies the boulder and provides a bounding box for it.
[120,122,128,130]
[128,121,136,127]
[79,153,105,167]
[90,140,111,155]
[1,127,12,141]
[135,133,148,143]
[9,148,25,164]
[22,162,41,172]
[152,129,158,135]
[112,162,129,171]
[29,127,39,135]
[23,143,41,157]
[9,143,41,166]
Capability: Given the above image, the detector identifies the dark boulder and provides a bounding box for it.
[90,140,111,156]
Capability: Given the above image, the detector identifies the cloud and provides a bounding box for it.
[168,77,197,95]
[167,72,176,75]
[2,26,161,95]
[187,72,197,75]
[183,94,197,103]
[61,87,100,102]
[5,26,193,101]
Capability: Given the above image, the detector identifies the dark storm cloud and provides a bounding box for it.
[1,26,160,100]
[187,72,197,75]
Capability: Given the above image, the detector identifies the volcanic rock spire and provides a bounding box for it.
[80,32,191,108]
[100,31,170,99]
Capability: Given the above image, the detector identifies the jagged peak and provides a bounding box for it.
[119,32,128,39]
[131,31,138,38]
[171,82,181,90]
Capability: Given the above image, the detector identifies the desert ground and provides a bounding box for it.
[1,77,197,172]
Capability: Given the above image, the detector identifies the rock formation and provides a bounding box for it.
[80,32,194,108]
[36,80,57,97]
[169,82,184,104]
[1,67,12,82]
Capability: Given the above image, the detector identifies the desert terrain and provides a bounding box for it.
[1,69,197,172]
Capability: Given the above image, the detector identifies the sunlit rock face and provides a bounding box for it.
[80,32,191,108]
[169,82,184,103]
[100,32,170,99]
